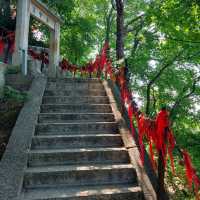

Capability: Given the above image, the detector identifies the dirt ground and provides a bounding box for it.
[0,99,23,160]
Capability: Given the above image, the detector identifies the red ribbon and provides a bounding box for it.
[168,130,176,174]
[100,42,109,70]
[128,103,135,137]
[182,150,200,199]
[155,109,169,164]
[28,49,49,64]
[0,38,5,55]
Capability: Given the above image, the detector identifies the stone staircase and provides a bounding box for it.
[21,78,143,200]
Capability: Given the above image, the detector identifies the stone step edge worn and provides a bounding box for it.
[21,184,142,200]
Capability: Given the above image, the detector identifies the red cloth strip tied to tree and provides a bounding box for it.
[115,65,176,171]
[182,150,200,199]
[28,49,49,64]
[0,37,5,55]
[155,109,170,168]
[167,130,175,174]
[92,55,100,74]
[100,42,109,70]
[59,59,69,71]
[7,32,15,54]
[0,31,15,58]
[128,103,135,138]
[59,42,109,77]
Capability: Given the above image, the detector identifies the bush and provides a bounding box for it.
[5,65,21,75]
[3,86,27,102]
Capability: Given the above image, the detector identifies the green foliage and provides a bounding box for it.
[40,0,112,65]
[4,86,27,103]
[5,65,21,74]
[0,0,16,31]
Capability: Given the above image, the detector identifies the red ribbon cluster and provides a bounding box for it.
[182,150,200,199]
[0,38,4,55]
[0,30,15,63]
[28,49,49,64]
[59,42,110,77]
[116,66,199,197]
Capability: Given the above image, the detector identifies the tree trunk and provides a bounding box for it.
[115,0,124,61]
[157,150,166,200]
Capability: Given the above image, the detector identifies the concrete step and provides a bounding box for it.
[47,78,101,84]
[47,83,104,91]
[31,134,123,150]
[28,147,129,167]
[44,89,106,97]
[42,96,110,104]
[40,104,112,113]
[35,122,118,134]
[38,113,115,123]
[36,131,119,136]
[19,77,143,200]
[22,184,142,200]
[23,164,137,189]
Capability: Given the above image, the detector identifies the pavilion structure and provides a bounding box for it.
[12,0,61,77]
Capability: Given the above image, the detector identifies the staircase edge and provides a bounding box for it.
[102,79,164,200]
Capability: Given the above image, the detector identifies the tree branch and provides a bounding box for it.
[111,0,116,10]
[145,52,183,115]
[124,14,145,31]
[131,21,144,56]
[170,75,200,120]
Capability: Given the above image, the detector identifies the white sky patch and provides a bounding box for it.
[148,60,157,69]
[88,45,99,60]
[32,29,44,41]
[136,80,145,87]
[147,23,156,33]
[194,104,200,113]
[171,90,178,97]
[132,91,144,108]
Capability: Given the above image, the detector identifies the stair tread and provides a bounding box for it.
[22,184,141,199]
[41,104,111,106]
[39,113,114,115]
[43,95,108,98]
[48,78,101,81]
[20,78,142,199]
[36,121,117,125]
[33,134,120,139]
[35,131,118,137]
[25,164,133,173]
[45,89,104,91]
[29,147,127,154]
